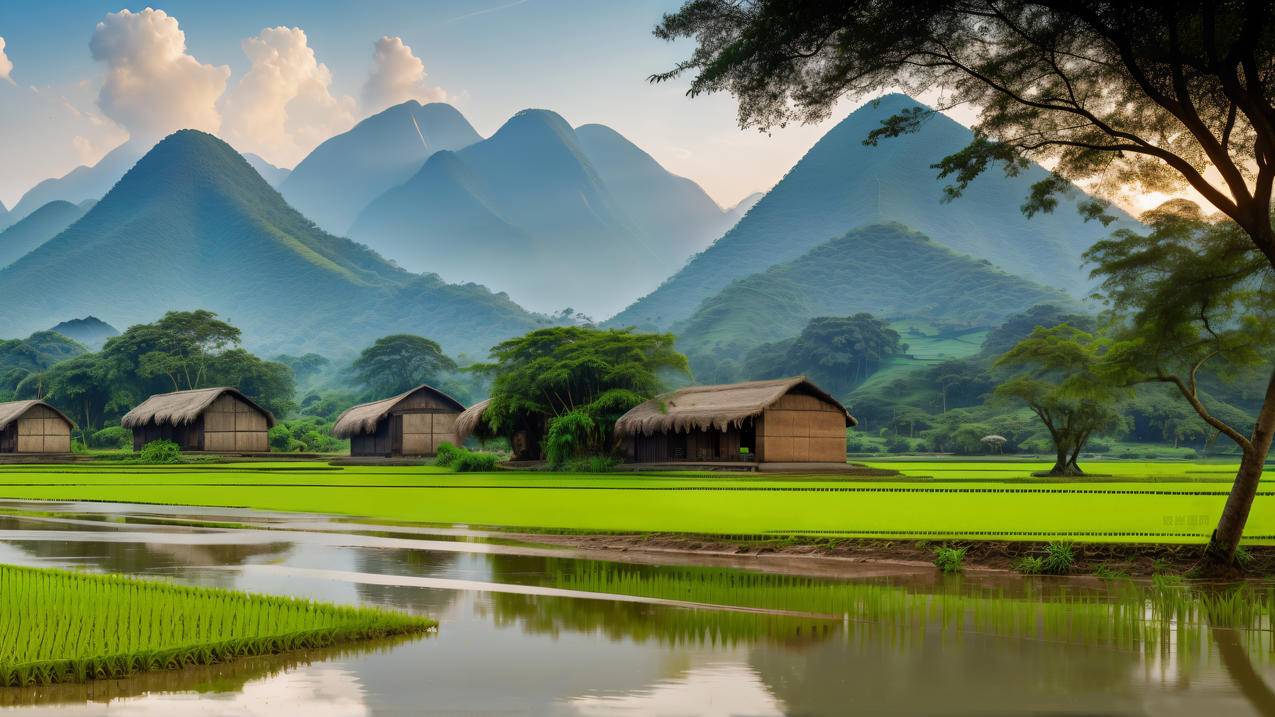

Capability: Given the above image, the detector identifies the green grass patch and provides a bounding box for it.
[0,461,1269,543]
[0,564,434,687]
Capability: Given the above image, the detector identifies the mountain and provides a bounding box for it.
[242,153,291,187]
[574,123,733,260]
[279,101,482,234]
[0,200,90,269]
[0,201,9,231]
[0,130,545,356]
[723,192,763,226]
[672,223,1073,365]
[9,141,145,222]
[349,109,675,316]
[49,316,119,350]
[609,94,1137,330]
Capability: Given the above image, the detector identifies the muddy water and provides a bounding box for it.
[0,500,1270,716]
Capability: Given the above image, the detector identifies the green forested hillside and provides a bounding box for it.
[0,130,545,356]
[673,223,1073,378]
[609,93,1137,330]
[0,200,89,269]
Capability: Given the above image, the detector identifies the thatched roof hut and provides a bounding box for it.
[453,399,493,443]
[122,388,274,453]
[614,377,855,464]
[332,385,464,457]
[0,400,75,454]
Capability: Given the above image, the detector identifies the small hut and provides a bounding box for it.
[332,385,464,457]
[122,388,274,453]
[0,400,75,454]
[614,377,855,465]
[454,398,544,460]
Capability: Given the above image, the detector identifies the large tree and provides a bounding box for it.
[743,314,905,393]
[653,0,1275,568]
[475,327,690,462]
[994,324,1126,475]
[352,334,458,398]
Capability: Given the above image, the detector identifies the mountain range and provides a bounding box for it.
[0,200,92,269]
[0,130,545,356]
[609,94,1137,331]
[278,100,483,235]
[8,141,145,223]
[49,316,119,350]
[347,109,737,315]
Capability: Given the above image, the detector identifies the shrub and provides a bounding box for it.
[434,442,463,467]
[564,455,618,473]
[1015,541,1075,575]
[89,426,130,449]
[933,545,967,574]
[137,440,182,464]
[545,410,596,467]
[454,450,499,473]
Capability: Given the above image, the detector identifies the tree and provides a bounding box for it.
[1088,202,1275,560]
[353,335,458,398]
[476,327,690,460]
[994,324,1126,475]
[743,314,905,393]
[653,1,1275,566]
[38,354,120,434]
[104,310,239,392]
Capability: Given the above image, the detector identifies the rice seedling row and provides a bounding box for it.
[0,564,434,687]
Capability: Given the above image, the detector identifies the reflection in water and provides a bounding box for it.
[1,503,1275,715]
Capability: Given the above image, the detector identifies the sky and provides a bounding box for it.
[0,0,899,210]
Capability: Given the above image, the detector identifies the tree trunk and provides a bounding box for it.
[1203,378,1275,570]
[1047,445,1084,476]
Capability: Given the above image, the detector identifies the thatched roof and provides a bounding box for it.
[453,399,492,442]
[614,376,856,436]
[121,388,275,429]
[331,385,465,438]
[0,400,75,431]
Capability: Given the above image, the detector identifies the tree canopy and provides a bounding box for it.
[352,335,458,398]
[994,324,1126,475]
[476,327,689,463]
[743,314,906,394]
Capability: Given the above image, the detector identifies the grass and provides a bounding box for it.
[0,460,1268,543]
[933,545,967,573]
[0,563,434,687]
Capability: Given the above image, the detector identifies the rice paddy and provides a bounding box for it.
[0,460,1267,542]
[0,563,434,687]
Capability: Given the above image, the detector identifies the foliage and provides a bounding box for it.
[1016,542,1077,575]
[87,426,130,450]
[434,442,464,468]
[0,563,433,687]
[0,331,86,399]
[675,224,1071,379]
[352,334,458,398]
[14,311,296,430]
[268,418,344,453]
[994,325,1127,475]
[933,545,967,574]
[272,353,331,385]
[476,327,689,459]
[544,409,597,467]
[454,450,500,473]
[742,314,905,394]
[136,440,181,465]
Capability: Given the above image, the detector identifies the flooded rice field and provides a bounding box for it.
[0,500,1272,716]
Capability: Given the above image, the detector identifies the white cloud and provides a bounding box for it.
[221,26,357,167]
[360,36,448,113]
[0,37,14,84]
[89,8,229,143]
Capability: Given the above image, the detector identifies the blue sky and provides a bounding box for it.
[0,1,878,208]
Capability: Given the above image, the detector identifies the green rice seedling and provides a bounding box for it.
[933,546,967,574]
[0,564,434,687]
[1040,541,1076,574]
[1014,556,1045,574]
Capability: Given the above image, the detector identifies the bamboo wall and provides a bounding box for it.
[0,405,72,453]
[350,389,460,457]
[131,394,269,452]
[757,392,847,462]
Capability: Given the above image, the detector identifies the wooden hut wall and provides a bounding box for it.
[202,393,269,452]
[758,392,847,462]
[628,425,749,463]
[0,405,71,453]
[132,421,202,451]
[351,390,460,457]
